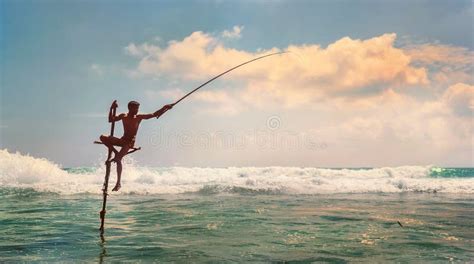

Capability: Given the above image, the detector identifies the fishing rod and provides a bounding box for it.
[160,51,287,112]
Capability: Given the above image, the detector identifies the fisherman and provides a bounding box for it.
[99,100,173,191]
[96,52,285,236]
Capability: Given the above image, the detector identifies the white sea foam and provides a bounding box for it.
[1,149,473,195]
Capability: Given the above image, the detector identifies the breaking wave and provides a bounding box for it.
[1,149,473,195]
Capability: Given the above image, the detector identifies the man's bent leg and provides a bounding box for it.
[111,146,130,192]
[100,135,120,156]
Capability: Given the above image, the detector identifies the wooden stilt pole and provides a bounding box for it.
[99,102,117,237]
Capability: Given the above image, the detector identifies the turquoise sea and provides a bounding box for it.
[1,150,473,262]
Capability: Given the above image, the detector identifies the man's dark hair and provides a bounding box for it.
[128,101,140,110]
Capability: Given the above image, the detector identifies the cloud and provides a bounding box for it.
[193,90,244,115]
[442,83,473,117]
[127,31,429,107]
[155,88,243,116]
[153,88,186,101]
[403,43,474,86]
[124,43,162,58]
[311,88,472,164]
[221,25,244,39]
[125,29,472,165]
[89,64,104,76]
[404,43,474,66]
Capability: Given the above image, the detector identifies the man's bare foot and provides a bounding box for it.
[112,183,121,191]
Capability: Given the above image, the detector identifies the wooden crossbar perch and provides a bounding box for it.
[94,141,141,155]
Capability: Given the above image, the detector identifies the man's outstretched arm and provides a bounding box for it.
[139,104,173,120]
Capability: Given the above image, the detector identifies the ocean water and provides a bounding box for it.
[1,150,473,262]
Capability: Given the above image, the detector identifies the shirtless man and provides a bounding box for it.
[100,100,173,191]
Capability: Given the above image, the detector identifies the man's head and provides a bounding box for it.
[128,101,140,115]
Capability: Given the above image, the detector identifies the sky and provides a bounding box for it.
[1,0,473,168]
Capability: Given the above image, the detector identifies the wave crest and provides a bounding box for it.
[1,149,473,195]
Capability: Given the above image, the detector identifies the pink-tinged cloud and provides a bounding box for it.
[127,31,429,106]
[403,43,474,86]
[193,90,244,115]
[404,43,474,66]
[443,83,474,117]
[127,28,472,165]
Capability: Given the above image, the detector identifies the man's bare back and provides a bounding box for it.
[100,101,173,191]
